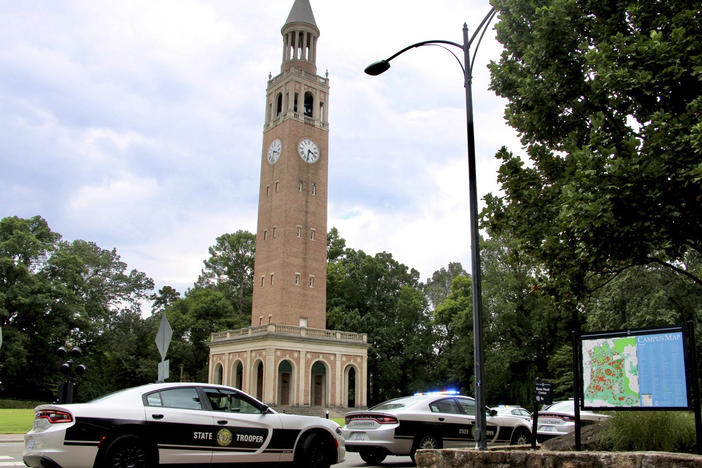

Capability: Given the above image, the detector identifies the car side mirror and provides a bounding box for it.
[260,404,270,414]
[488,409,497,417]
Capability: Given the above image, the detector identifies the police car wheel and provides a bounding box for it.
[410,434,440,463]
[511,428,531,445]
[104,435,150,468]
[359,448,386,465]
[296,432,331,468]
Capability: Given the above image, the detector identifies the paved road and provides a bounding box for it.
[0,441,24,467]
[336,451,414,467]
[0,440,413,468]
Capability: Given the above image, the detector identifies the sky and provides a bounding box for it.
[0,0,523,298]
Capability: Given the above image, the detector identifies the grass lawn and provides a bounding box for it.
[0,409,34,433]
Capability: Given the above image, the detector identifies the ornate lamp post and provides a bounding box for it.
[365,7,496,449]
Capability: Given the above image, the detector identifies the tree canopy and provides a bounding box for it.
[486,0,702,310]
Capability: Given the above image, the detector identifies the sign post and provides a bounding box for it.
[532,378,552,449]
[155,313,173,382]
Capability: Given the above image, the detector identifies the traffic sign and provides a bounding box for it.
[155,313,172,361]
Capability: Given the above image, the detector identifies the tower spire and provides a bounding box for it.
[281,0,319,74]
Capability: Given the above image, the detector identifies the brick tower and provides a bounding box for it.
[209,0,368,410]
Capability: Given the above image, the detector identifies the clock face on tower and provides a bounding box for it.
[267,139,282,164]
[298,138,319,163]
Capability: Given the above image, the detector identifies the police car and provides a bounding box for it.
[341,391,532,465]
[23,382,344,468]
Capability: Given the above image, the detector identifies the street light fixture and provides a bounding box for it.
[365,7,496,450]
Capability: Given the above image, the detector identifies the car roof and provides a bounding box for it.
[369,393,474,411]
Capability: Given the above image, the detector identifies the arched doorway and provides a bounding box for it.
[231,361,243,389]
[310,361,327,407]
[213,363,223,385]
[254,361,264,401]
[277,360,294,405]
[344,365,357,408]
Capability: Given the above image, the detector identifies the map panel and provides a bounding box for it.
[581,330,688,409]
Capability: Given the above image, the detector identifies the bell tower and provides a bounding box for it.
[252,0,329,329]
[209,0,367,411]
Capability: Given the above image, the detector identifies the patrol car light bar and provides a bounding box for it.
[36,410,73,424]
[413,390,460,396]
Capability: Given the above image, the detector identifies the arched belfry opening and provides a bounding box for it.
[231,361,243,389]
[254,361,264,401]
[310,361,327,407]
[344,365,357,408]
[213,363,223,385]
[278,360,294,405]
[304,91,314,117]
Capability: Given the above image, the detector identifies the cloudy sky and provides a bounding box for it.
[1,0,522,297]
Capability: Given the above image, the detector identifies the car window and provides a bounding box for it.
[145,387,203,410]
[204,388,262,414]
[429,398,460,414]
[456,398,476,416]
[372,397,414,411]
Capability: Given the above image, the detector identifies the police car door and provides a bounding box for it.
[143,386,215,465]
[427,398,473,449]
[456,397,499,444]
[203,387,281,464]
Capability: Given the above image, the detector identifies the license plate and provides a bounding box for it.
[26,439,35,450]
[351,432,368,441]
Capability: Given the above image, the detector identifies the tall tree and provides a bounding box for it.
[485,0,702,313]
[0,216,154,400]
[326,235,433,404]
[195,231,255,317]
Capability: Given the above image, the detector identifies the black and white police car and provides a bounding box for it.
[23,382,344,468]
[341,391,532,465]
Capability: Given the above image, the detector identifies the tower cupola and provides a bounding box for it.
[281,0,319,74]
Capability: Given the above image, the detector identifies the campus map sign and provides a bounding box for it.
[580,326,690,410]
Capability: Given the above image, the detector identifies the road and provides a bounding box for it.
[0,441,414,468]
[0,442,24,467]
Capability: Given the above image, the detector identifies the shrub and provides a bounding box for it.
[0,399,47,409]
[597,411,696,453]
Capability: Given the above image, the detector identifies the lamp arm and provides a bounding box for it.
[467,7,497,71]
[383,39,463,63]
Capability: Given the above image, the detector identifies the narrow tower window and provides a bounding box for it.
[312,183,317,196]
[298,180,303,192]
[275,180,279,192]
[270,273,274,286]
[295,273,301,286]
[272,226,277,238]
[263,229,268,240]
[310,229,316,241]
[266,185,271,197]
[260,276,265,287]
[296,225,302,238]
[276,93,283,117]
[294,93,299,113]
[309,275,315,288]
[304,92,314,117]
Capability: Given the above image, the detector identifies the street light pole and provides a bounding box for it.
[365,7,496,450]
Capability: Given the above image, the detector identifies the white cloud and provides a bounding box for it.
[0,0,521,295]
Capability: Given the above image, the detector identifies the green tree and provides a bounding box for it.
[485,0,702,313]
[326,235,433,404]
[0,216,155,401]
[195,231,255,318]
[422,262,467,309]
[165,287,247,382]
